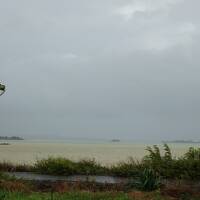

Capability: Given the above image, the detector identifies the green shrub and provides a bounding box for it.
[138,168,161,191]
[34,157,107,176]
[110,158,142,177]
[126,168,161,191]
[34,157,76,175]
[76,159,106,175]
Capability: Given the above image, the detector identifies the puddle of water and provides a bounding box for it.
[6,172,128,184]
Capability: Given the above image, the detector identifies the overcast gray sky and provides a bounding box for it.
[0,0,200,141]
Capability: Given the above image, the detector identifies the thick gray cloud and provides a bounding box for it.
[0,0,200,141]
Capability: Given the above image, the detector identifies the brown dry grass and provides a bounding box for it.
[0,180,31,193]
[1,178,200,199]
[161,185,200,199]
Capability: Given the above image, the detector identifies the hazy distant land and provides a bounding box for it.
[0,142,10,145]
[0,136,24,140]
[163,140,200,144]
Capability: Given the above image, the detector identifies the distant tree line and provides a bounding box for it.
[0,136,24,140]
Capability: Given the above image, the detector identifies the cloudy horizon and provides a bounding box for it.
[0,0,200,141]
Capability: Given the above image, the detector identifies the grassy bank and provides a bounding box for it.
[1,145,200,180]
[1,172,200,199]
[0,191,129,200]
[0,191,165,200]
[1,189,200,200]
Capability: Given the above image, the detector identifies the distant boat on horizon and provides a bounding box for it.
[111,139,120,142]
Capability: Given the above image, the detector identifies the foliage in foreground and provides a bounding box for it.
[143,145,200,179]
[0,190,131,200]
[1,171,200,199]
[1,190,200,200]
[139,168,160,191]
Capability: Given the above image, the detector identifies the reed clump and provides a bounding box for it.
[141,144,200,180]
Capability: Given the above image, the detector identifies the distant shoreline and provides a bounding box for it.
[0,136,24,140]
[163,140,200,144]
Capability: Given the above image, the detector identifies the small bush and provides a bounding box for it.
[110,158,142,177]
[34,157,76,175]
[34,157,107,176]
[138,168,161,191]
[126,168,161,191]
[76,159,106,175]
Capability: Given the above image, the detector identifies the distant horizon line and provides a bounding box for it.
[0,135,199,143]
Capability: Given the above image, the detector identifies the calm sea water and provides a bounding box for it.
[0,139,199,165]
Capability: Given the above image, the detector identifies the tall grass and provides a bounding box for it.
[142,144,200,179]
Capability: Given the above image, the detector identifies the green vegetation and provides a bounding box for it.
[142,145,200,180]
[0,190,200,200]
[134,168,161,191]
[34,158,107,176]
[110,158,141,177]
[124,167,161,192]
[0,191,131,200]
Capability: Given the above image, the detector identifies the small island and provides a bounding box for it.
[0,136,24,140]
